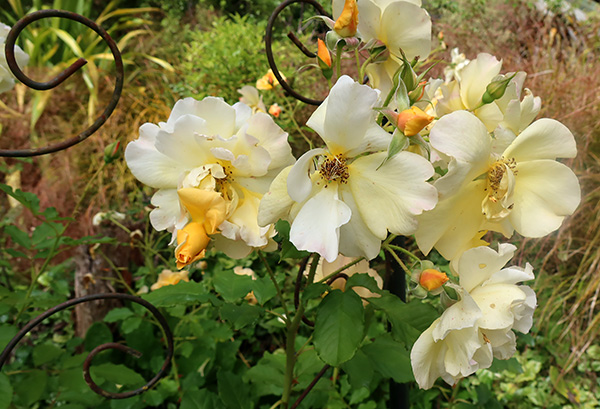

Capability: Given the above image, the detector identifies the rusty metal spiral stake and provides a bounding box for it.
[0,293,174,400]
[265,0,330,106]
[1,9,124,157]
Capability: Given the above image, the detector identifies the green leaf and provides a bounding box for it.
[0,373,12,409]
[345,273,382,295]
[90,363,146,386]
[252,275,277,305]
[121,317,143,334]
[245,352,285,397]
[84,322,113,351]
[143,281,210,307]
[220,303,263,330]
[217,370,252,409]
[275,220,310,260]
[341,349,375,390]
[181,389,221,409]
[489,357,522,374]
[14,370,47,406]
[0,184,40,214]
[378,130,408,170]
[4,225,31,249]
[368,294,438,346]
[33,343,64,366]
[213,269,254,302]
[0,324,17,351]
[313,290,365,366]
[395,78,410,112]
[362,334,413,383]
[302,283,329,301]
[104,307,134,323]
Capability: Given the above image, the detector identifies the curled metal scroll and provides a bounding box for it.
[265,0,330,106]
[1,9,124,157]
[0,293,174,399]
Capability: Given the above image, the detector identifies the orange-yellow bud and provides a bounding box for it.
[175,222,211,269]
[334,0,358,38]
[268,103,282,118]
[419,269,449,291]
[396,106,434,136]
[317,39,332,67]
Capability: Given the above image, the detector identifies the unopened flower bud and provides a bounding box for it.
[396,106,434,136]
[175,222,210,270]
[481,73,516,104]
[317,39,332,68]
[334,0,359,38]
[104,141,121,164]
[268,103,282,118]
[419,269,449,291]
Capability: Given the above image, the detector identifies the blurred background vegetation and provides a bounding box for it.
[0,0,599,407]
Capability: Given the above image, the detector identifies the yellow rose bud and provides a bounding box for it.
[151,269,190,290]
[175,222,211,269]
[334,0,359,38]
[396,106,434,137]
[419,269,449,291]
[256,69,283,91]
[317,39,332,68]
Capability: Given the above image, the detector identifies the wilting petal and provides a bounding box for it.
[349,151,437,238]
[509,160,580,237]
[433,288,481,340]
[503,118,577,162]
[470,284,527,330]
[289,184,351,262]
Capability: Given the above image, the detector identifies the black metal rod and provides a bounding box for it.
[0,293,174,400]
[290,364,330,409]
[1,9,124,157]
[265,0,330,106]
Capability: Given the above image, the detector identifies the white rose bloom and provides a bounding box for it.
[434,53,542,133]
[125,96,294,260]
[258,76,437,262]
[0,23,29,93]
[332,0,431,60]
[415,110,580,261]
[411,243,537,389]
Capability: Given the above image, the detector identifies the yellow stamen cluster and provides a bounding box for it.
[486,157,517,203]
[319,154,349,185]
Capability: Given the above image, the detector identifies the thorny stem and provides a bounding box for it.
[259,251,290,321]
[282,253,320,408]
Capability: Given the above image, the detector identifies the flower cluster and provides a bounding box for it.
[124,0,580,391]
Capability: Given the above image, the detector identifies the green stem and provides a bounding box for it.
[282,254,320,408]
[335,42,343,79]
[383,245,411,276]
[386,244,421,262]
[259,251,290,320]
[316,257,364,283]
